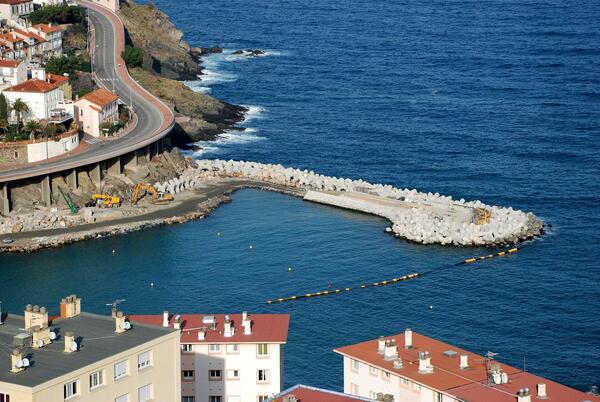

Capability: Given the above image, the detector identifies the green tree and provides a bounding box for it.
[0,93,8,122]
[45,55,90,75]
[121,46,143,68]
[28,5,83,25]
[10,98,29,136]
[25,119,42,140]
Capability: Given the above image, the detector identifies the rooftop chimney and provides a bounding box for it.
[393,358,403,369]
[60,295,81,319]
[459,354,469,369]
[198,328,206,340]
[162,311,169,327]
[223,315,234,337]
[404,328,413,349]
[537,383,547,399]
[242,312,252,335]
[64,331,77,353]
[31,324,52,348]
[383,339,398,361]
[115,311,129,333]
[516,388,532,402]
[418,351,434,374]
[377,336,386,354]
[173,315,181,330]
[375,394,394,402]
[24,304,48,330]
[282,396,298,402]
[11,349,24,373]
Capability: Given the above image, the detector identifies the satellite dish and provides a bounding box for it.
[49,331,57,340]
[16,359,23,368]
[36,339,44,348]
[124,321,131,330]
[501,372,509,384]
[70,341,78,351]
[493,372,502,385]
[22,358,30,367]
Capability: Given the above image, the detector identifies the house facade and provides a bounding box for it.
[74,87,119,137]
[27,23,63,58]
[3,78,64,121]
[0,59,26,90]
[0,0,34,28]
[130,312,290,402]
[335,328,600,402]
[0,295,181,402]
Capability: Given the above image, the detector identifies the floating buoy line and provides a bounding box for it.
[266,246,522,304]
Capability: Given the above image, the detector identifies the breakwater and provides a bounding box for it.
[155,159,543,246]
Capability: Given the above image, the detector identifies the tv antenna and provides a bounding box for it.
[485,351,500,386]
[106,299,126,314]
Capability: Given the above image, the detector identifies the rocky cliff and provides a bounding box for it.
[118,0,246,146]
[118,0,201,80]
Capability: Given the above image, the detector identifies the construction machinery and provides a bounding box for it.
[89,194,122,208]
[58,187,78,214]
[131,183,174,206]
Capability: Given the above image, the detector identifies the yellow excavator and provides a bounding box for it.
[89,194,122,208]
[131,183,174,206]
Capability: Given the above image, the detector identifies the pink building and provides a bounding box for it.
[74,88,119,138]
[335,329,600,402]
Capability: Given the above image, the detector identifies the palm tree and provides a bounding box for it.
[10,98,29,136]
[0,119,8,139]
[25,119,42,141]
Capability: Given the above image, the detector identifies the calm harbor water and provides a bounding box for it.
[2,0,600,393]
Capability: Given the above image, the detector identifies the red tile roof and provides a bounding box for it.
[0,33,24,43]
[47,73,69,85]
[0,60,21,68]
[4,78,59,93]
[270,385,371,402]
[79,88,119,108]
[130,313,290,344]
[30,23,62,34]
[0,0,31,4]
[334,331,600,402]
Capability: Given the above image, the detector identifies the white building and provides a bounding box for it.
[0,59,26,91]
[74,87,120,137]
[0,0,34,28]
[27,23,63,57]
[335,328,600,402]
[3,78,64,121]
[131,311,290,402]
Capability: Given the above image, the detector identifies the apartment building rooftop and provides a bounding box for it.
[334,329,600,402]
[79,87,119,108]
[3,78,60,93]
[270,384,373,402]
[130,312,290,344]
[0,297,175,388]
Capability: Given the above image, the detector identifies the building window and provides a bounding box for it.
[437,393,444,402]
[351,358,359,372]
[257,397,269,402]
[401,378,409,386]
[138,351,151,370]
[209,344,221,353]
[183,370,195,380]
[370,391,377,399]
[257,343,269,356]
[0,394,10,402]
[182,397,195,402]
[114,360,128,380]
[89,370,104,390]
[382,371,391,381]
[209,397,222,402]
[351,383,359,395]
[257,369,269,383]
[115,394,128,402]
[370,366,378,376]
[64,380,78,400]
[182,344,193,352]
[138,384,153,402]
[209,369,222,380]
[226,344,239,353]
[412,382,421,391]
[227,369,240,379]
[227,397,240,402]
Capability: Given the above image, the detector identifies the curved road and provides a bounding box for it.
[0,1,175,184]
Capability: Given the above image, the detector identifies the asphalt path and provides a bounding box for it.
[0,1,175,184]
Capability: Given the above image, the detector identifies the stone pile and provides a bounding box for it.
[155,159,543,246]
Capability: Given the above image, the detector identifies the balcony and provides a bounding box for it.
[49,108,73,124]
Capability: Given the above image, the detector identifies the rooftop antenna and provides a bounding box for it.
[106,299,126,315]
[485,351,499,386]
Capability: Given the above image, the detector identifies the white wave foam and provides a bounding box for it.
[199,68,238,85]
[241,105,266,123]
[188,129,266,157]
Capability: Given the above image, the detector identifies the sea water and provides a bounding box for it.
[1,0,599,392]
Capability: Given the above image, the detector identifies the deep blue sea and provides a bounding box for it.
[2,0,600,393]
